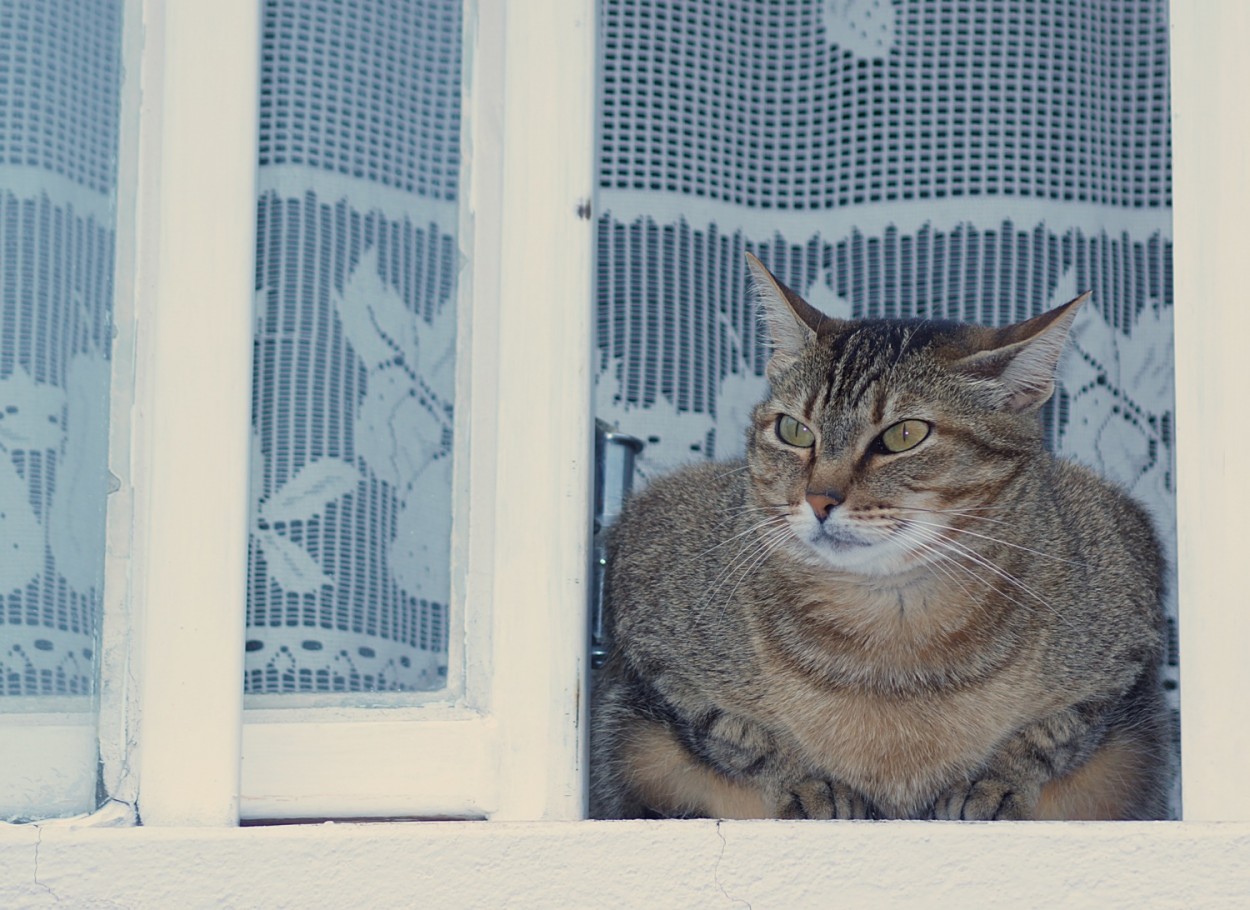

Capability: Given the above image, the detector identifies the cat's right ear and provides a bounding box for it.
[746,253,839,377]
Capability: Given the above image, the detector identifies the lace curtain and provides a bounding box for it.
[245,0,461,694]
[592,0,1178,810]
[0,0,120,701]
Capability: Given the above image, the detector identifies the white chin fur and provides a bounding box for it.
[787,512,913,576]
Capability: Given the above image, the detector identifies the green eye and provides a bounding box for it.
[776,414,816,448]
[878,419,930,454]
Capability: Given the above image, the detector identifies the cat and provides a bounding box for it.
[589,253,1170,821]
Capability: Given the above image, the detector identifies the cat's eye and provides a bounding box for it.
[776,414,816,448]
[877,419,930,454]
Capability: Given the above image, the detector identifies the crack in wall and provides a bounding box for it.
[712,820,753,909]
[33,825,60,903]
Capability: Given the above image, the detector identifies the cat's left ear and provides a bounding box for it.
[746,253,844,376]
[954,292,1090,412]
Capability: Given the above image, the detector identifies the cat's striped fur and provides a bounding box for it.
[589,254,1169,820]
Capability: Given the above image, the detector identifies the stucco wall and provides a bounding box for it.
[3,820,1249,908]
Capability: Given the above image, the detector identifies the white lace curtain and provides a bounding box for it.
[244,0,462,694]
[0,0,120,700]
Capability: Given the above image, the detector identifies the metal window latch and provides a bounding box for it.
[591,420,643,669]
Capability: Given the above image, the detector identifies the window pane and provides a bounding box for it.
[245,0,461,696]
[0,0,122,819]
[593,0,1179,816]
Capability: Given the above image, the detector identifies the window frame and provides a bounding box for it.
[103,0,262,826]
[34,0,1247,831]
[1169,0,1250,824]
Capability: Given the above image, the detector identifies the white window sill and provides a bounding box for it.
[4,818,1249,907]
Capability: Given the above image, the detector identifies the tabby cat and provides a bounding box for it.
[590,253,1169,821]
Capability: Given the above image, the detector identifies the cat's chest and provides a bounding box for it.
[772,674,1019,761]
[750,646,1041,812]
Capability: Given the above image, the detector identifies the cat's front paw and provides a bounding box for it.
[690,711,775,777]
[777,777,875,820]
[930,777,1037,820]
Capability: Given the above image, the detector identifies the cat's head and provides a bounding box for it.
[744,253,1086,578]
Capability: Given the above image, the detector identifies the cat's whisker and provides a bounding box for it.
[713,501,788,517]
[717,524,796,608]
[713,530,791,621]
[902,521,1039,597]
[699,549,768,623]
[892,526,1075,647]
[895,524,1062,629]
[890,526,987,604]
[893,326,917,367]
[697,521,790,619]
[901,522,1081,634]
[696,513,790,558]
[893,505,1012,526]
[897,516,1092,569]
[892,524,1006,596]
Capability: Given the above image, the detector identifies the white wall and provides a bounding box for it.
[3,819,1250,908]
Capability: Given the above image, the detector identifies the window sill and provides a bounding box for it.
[5,818,1249,907]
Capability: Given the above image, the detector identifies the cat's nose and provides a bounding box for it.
[805,490,843,522]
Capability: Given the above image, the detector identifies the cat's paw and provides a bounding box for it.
[687,711,775,777]
[930,777,1036,820]
[777,777,874,820]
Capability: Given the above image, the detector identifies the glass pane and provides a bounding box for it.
[593,0,1178,816]
[245,0,461,696]
[0,0,122,819]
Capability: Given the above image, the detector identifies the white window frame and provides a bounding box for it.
[235,0,596,821]
[103,0,262,825]
[6,0,1246,873]
[1170,0,1250,823]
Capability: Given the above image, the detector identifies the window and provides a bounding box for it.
[595,0,1183,818]
[0,0,1247,883]
[28,0,594,826]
